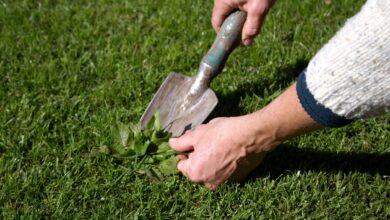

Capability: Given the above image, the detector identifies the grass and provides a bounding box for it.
[1,0,389,218]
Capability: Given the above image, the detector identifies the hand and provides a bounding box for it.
[212,0,276,46]
[169,115,279,190]
[169,83,322,190]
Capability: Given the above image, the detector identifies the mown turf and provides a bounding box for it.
[1,0,389,218]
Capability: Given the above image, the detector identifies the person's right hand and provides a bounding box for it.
[212,0,276,46]
[170,83,323,190]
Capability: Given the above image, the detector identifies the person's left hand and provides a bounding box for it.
[169,115,278,190]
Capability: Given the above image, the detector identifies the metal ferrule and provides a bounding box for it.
[189,62,215,96]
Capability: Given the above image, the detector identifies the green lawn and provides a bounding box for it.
[1,0,389,218]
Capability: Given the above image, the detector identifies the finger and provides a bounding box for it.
[212,1,235,32]
[177,158,196,181]
[176,154,188,161]
[169,131,195,152]
[205,183,218,191]
[177,158,187,174]
[178,155,205,184]
[242,8,267,46]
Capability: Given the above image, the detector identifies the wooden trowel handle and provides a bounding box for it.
[190,11,246,95]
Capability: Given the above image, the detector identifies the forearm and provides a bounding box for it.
[241,83,322,151]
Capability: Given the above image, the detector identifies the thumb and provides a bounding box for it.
[242,10,265,46]
[212,2,235,33]
[169,131,195,152]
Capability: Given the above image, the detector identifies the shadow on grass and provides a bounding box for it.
[248,144,390,180]
[207,58,308,119]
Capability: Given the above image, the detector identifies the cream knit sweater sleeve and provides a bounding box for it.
[305,0,390,120]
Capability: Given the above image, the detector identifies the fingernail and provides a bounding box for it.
[243,39,251,46]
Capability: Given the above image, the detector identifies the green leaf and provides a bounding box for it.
[108,111,177,179]
[145,113,155,131]
[158,155,179,175]
[109,144,127,156]
[129,123,141,138]
[151,130,170,145]
[134,140,150,156]
[143,128,153,138]
[153,111,162,131]
[120,148,136,157]
[144,156,155,164]
[117,122,131,147]
[157,142,171,153]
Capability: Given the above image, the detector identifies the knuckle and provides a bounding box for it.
[191,125,207,137]
[191,175,202,183]
[183,129,194,138]
[245,27,259,37]
[210,117,226,124]
[188,165,205,183]
[184,129,192,135]
[189,172,202,183]
[197,124,207,130]
[249,2,270,16]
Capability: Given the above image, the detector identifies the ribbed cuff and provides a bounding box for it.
[296,71,353,128]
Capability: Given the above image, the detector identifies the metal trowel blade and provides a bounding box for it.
[140,72,218,137]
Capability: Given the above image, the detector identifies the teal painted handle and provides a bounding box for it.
[190,11,246,95]
[202,11,246,75]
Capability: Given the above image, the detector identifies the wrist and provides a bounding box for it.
[238,110,282,154]
[241,83,322,151]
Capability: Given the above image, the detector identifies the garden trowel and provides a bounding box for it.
[140,11,247,137]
